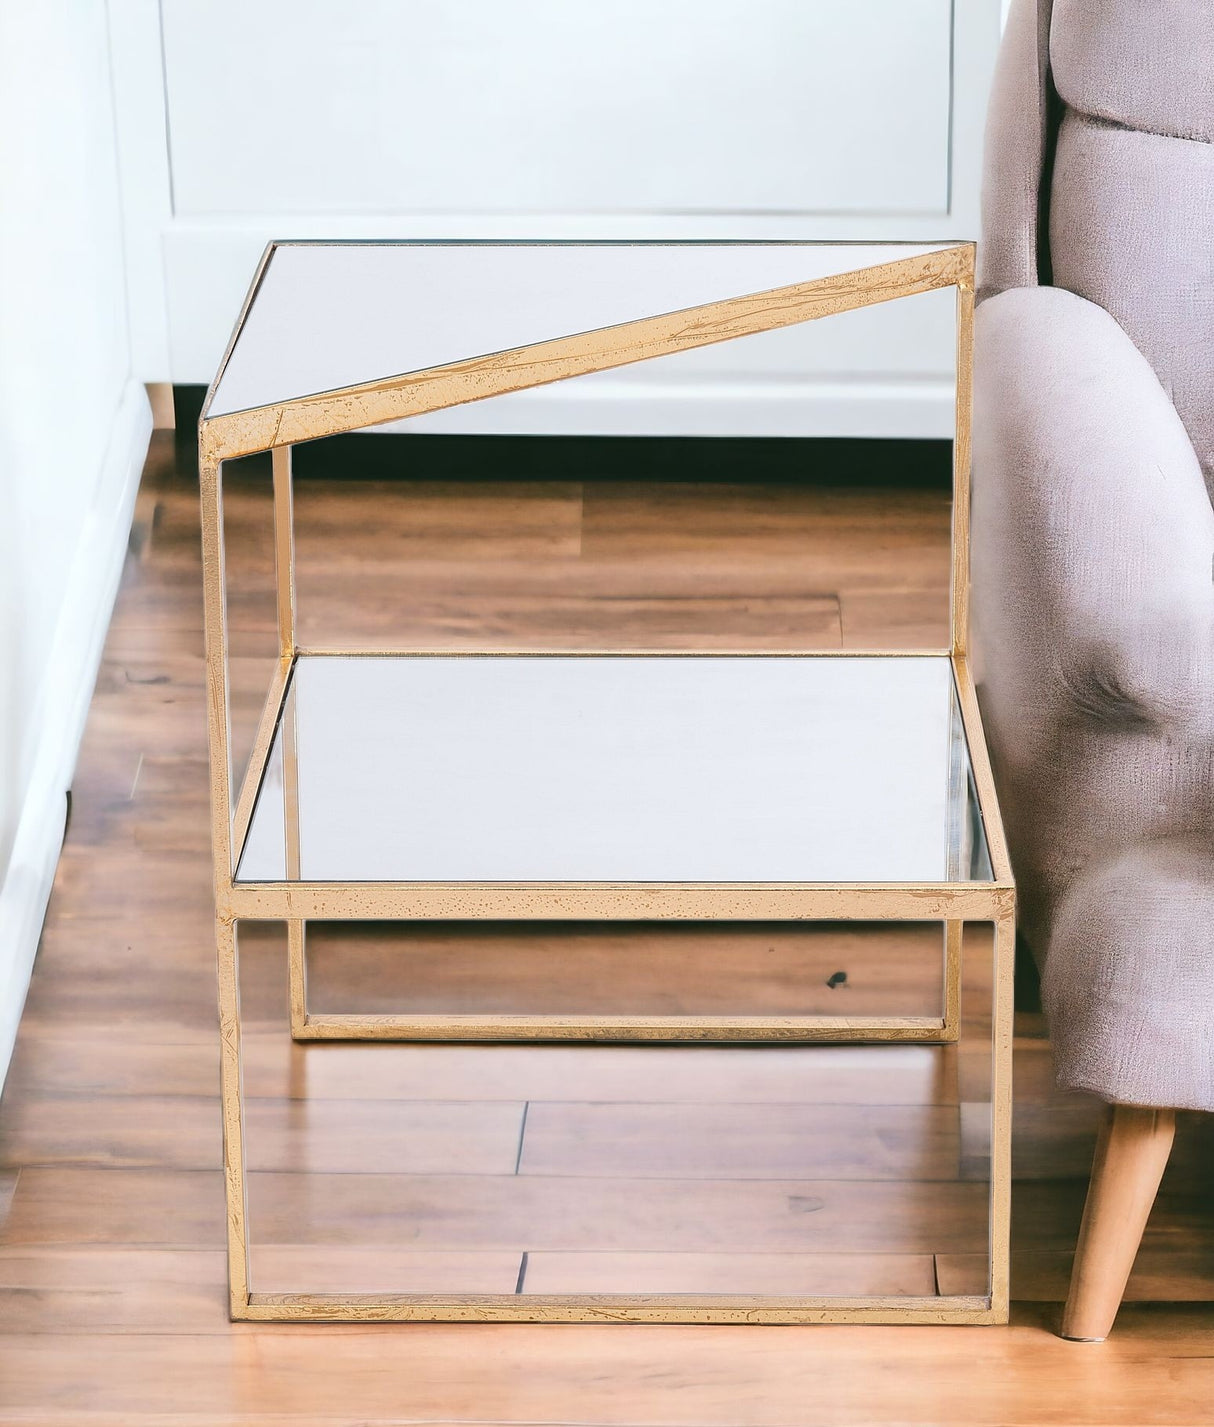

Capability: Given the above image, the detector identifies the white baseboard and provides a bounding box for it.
[380,378,956,441]
[0,379,151,1088]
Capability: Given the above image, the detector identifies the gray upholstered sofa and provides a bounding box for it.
[973,0,1214,1339]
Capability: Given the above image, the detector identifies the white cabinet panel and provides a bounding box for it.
[163,0,952,218]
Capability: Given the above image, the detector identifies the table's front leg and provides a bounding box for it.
[216,914,252,1320]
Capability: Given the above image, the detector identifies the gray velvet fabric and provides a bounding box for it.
[1050,0,1214,144]
[974,0,1214,1110]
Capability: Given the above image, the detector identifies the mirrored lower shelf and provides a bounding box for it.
[235,652,992,886]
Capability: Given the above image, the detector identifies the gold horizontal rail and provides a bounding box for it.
[241,1291,993,1325]
[293,646,954,659]
[223,879,1013,922]
[294,1011,951,1044]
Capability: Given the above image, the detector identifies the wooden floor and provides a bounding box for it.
[1,434,1213,1424]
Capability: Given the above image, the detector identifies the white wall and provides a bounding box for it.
[114,0,1001,437]
[0,1,152,1084]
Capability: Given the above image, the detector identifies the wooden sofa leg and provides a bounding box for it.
[1061,1104,1176,1341]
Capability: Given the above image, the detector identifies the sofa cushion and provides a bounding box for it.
[1050,0,1214,143]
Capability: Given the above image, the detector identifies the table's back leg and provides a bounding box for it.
[943,921,963,1042]
[270,444,310,1039]
[288,921,308,1037]
[989,912,1015,1321]
[271,446,296,661]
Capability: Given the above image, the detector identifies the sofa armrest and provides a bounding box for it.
[973,285,1214,752]
[971,284,1214,996]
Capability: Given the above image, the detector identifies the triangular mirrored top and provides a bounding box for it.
[207,241,958,419]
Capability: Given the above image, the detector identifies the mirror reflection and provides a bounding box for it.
[237,654,992,885]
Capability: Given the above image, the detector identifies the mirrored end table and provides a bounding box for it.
[199,240,1014,1325]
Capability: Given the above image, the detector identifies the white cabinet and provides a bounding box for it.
[165,2,952,218]
[112,1,1000,436]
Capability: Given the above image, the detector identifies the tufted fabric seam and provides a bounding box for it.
[1058,103,1214,148]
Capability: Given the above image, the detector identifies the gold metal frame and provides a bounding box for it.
[199,240,1014,1324]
